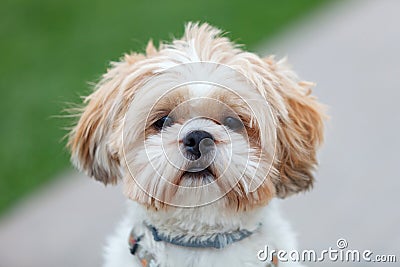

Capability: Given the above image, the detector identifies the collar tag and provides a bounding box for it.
[128,229,159,267]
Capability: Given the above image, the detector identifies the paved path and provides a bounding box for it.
[0,172,125,267]
[1,0,399,266]
[262,0,400,265]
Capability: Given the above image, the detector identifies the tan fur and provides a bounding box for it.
[265,59,325,197]
[67,53,148,184]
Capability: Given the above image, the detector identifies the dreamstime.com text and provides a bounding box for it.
[258,238,397,264]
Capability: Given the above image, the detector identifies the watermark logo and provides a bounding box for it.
[258,238,397,264]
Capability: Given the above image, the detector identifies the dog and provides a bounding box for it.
[67,22,325,267]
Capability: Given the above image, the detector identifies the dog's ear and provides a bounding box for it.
[263,57,325,198]
[68,50,149,184]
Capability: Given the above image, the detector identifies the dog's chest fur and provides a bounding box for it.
[103,200,302,267]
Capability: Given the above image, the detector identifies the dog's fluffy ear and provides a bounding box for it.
[67,51,148,184]
[264,57,325,198]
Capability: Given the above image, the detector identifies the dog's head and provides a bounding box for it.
[68,22,325,212]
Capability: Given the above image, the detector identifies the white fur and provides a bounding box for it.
[103,200,304,267]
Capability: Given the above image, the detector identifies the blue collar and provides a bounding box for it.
[145,222,262,249]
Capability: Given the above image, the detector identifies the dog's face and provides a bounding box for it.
[68,23,324,212]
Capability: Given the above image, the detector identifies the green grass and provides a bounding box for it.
[0,0,329,214]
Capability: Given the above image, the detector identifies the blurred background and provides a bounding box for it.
[0,0,327,216]
[0,0,399,266]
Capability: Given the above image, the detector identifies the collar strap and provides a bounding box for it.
[145,222,262,249]
[129,224,278,267]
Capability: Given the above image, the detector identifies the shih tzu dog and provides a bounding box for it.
[68,22,324,267]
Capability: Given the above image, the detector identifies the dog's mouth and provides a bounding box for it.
[180,167,215,184]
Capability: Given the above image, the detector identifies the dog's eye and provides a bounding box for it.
[154,116,174,130]
[223,116,243,131]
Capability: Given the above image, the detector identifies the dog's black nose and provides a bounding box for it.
[183,130,214,159]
